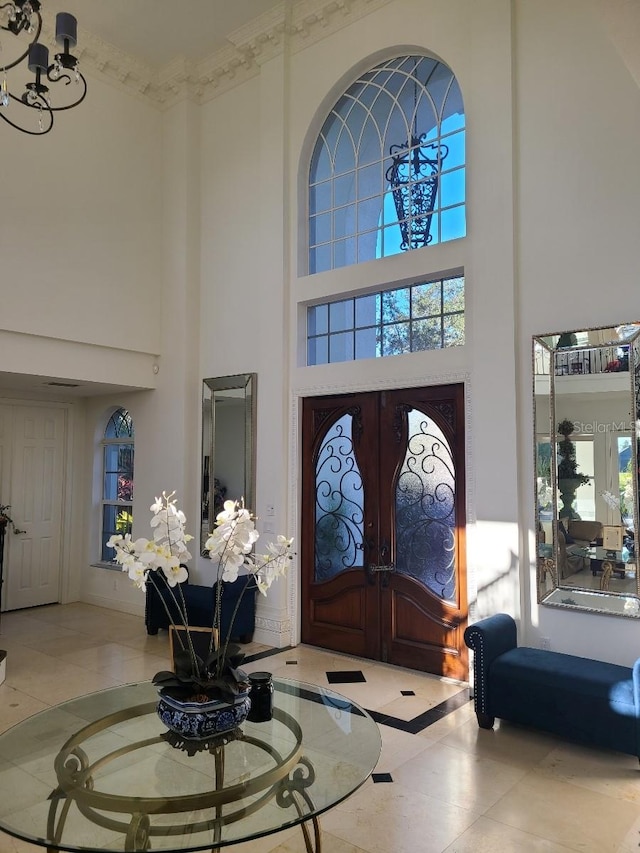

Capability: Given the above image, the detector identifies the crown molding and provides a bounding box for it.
[41,0,394,109]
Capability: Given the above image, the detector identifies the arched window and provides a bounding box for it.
[100,408,134,561]
[308,55,465,274]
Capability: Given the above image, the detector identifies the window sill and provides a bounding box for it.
[91,561,122,572]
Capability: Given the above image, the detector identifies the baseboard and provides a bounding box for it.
[82,593,145,618]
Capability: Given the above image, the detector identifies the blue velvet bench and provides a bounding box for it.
[464,613,640,759]
[145,575,257,643]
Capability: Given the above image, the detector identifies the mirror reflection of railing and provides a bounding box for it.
[201,374,256,555]
[533,323,640,618]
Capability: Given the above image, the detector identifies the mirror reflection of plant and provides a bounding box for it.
[556,420,591,485]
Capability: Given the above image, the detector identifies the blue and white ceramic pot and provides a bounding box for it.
[157,688,251,740]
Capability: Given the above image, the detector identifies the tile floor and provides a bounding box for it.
[1,602,640,852]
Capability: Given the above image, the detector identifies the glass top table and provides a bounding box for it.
[0,677,381,852]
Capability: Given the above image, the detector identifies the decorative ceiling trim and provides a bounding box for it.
[41,0,393,109]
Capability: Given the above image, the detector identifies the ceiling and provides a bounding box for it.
[44,0,285,68]
[0,370,151,399]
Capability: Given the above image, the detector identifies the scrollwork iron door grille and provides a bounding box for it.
[394,406,456,602]
[314,412,365,582]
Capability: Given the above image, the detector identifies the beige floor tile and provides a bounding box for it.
[392,740,529,813]
[438,716,560,769]
[271,829,369,852]
[57,640,145,668]
[375,723,435,772]
[0,685,50,733]
[536,741,640,805]
[486,769,640,852]
[442,815,579,852]
[321,777,479,853]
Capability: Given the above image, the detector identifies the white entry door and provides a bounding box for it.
[3,405,66,610]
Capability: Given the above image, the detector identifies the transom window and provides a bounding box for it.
[309,55,465,274]
[307,274,464,365]
[100,408,134,561]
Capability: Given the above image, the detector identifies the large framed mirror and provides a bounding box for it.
[534,323,640,617]
[201,374,257,553]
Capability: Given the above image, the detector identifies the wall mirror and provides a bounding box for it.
[534,323,640,617]
[201,374,256,554]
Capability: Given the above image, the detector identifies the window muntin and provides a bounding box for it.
[309,55,465,274]
[307,275,464,365]
[100,408,134,562]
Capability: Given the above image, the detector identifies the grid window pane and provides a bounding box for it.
[308,336,329,366]
[306,275,464,365]
[412,282,441,318]
[382,322,411,355]
[413,318,442,350]
[382,289,410,323]
[334,172,356,208]
[443,277,464,312]
[355,294,379,328]
[329,300,354,332]
[440,168,465,208]
[333,237,356,269]
[444,313,465,346]
[333,204,356,239]
[101,503,133,562]
[308,304,329,336]
[440,205,466,242]
[442,129,465,170]
[329,332,354,362]
[309,212,331,247]
[357,163,383,200]
[310,181,331,214]
[309,245,331,275]
[355,327,378,360]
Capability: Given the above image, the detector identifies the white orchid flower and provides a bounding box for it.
[127,561,149,590]
[161,560,189,586]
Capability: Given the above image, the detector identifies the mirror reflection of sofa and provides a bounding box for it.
[558,519,603,579]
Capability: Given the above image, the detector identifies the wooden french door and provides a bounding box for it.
[301,385,467,680]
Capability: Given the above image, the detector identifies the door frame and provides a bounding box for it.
[288,373,472,648]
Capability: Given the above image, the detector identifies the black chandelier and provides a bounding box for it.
[385,134,448,251]
[0,0,87,135]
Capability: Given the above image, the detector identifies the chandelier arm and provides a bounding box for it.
[0,98,53,134]
[0,10,42,71]
[45,70,87,111]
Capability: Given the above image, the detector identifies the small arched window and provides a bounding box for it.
[100,408,134,561]
[309,55,465,274]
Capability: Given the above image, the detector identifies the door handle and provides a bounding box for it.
[367,563,396,587]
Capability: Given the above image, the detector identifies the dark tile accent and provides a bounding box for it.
[243,646,295,665]
[401,690,415,696]
[368,688,471,734]
[372,772,393,783]
[326,670,366,684]
[286,660,298,665]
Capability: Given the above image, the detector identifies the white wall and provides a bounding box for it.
[0,75,164,355]
[2,0,640,666]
